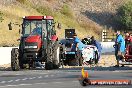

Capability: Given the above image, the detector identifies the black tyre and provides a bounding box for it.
[18,51,24,69]
[11,48,20,71]
[45,62,53,70]
[45,42,53,70]
[82,78,91,86]
[59,44,65,66]
[79,58,83,66]
[53,42,60,69]
[94,51,99,64]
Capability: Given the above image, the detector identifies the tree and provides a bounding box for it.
[117,1,132,30]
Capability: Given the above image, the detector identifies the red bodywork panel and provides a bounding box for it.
[25,35,42,50]
[25,35,58,50]
[24,16,53,20]
[124,44,132,62]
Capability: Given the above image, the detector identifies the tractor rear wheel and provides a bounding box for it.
[11,48,20,71]
[53,42,60,69]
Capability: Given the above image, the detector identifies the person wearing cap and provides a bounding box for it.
[32,22,42,35]
[71,33,86,66]
[114,30,125,67]
[129,33,132,43]
[71,33,86,51]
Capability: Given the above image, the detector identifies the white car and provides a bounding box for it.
[82,45,99,65]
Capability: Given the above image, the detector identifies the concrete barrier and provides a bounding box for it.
[0,47,18,65]
[100,42,115,53]
[0,42,115,65]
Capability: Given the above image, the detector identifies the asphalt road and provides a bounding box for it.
[0,67,132,88]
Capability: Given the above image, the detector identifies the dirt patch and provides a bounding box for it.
[0,63,11,68]
[98,55,116,67]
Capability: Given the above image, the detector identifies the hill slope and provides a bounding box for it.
[0,0,127,46]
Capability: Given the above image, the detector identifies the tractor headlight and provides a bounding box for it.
[25,46,38,49]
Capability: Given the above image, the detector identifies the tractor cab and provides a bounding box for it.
[22,16,55,37]
[22,16,56,50]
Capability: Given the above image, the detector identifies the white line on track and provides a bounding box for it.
[38,76,42,78]
[22,78,28,80]
[7,80,13,83]
[15,79,20,82]
[72,81,78,83]
[0,84,32,88]
[44,75,49,78]
[29,78,33,80]
[35,82,48,85]
[19,84,33,86]
[32,77,36,79]
[29,77,36,80]
[0,81,6,84]
[52,82,62,84]
[50,75,54,77]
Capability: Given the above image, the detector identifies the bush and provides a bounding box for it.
[0,11,3,22]
[65,0,73,2]
[117,1,132,30]
[16,0,27,4]
[36,6,54,16]
[60,4,73,18]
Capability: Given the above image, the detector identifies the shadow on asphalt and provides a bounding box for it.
[59,66,132,71]
[0,67,12,71]
[0,66,132,71]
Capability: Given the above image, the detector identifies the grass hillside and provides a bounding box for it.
[0,0,128,46]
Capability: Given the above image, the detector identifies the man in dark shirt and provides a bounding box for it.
[91,36,102,64]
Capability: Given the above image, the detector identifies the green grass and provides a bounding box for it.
[16,0,27,4]
[36,6,54,16]
[0,1,100,46]
[60,4,74,18]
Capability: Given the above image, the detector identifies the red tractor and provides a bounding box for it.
[8,16,62,71]
[123,35,132,65]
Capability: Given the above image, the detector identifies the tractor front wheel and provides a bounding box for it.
[11,48,20,71]
[45,62,53,70]
[45,43,54,70]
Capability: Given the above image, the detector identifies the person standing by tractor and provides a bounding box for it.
[71,33,86,66]
[129,33,132,43]
[91,36,102,64]
[114,31,125,67]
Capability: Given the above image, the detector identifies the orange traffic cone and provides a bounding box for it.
[81,67,88,78]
